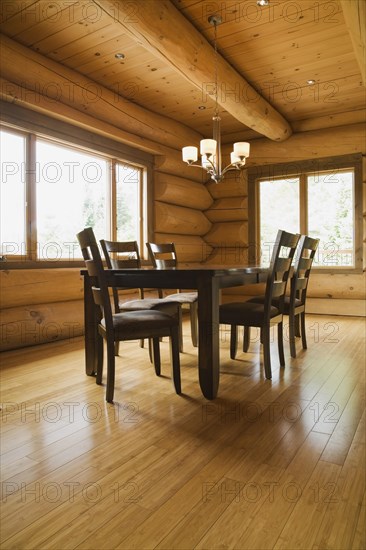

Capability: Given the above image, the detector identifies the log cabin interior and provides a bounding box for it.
[0,0,365,548]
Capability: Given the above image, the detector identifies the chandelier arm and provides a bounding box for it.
[220,163,243,176]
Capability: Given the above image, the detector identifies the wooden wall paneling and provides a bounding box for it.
[203,169,248,265]
[224,111,366,143]
[307,273,366,300]
[305,297,365,316]
[154,173,213,210]
[206,170,247,199]
[241,123,366,166]
[0,300,84,351]
[154,151,205,182]
[154,201,212,236]
[205,197,248,222]
[0,268,83,308]
[0,85,162,155]
[152,233,212,264]
[204,221,248,248]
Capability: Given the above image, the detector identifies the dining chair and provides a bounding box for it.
[243,234,319,358]
[146,242,198,351]
[77,228,181,403]
[285,234,319,357]
[100,239,177,356]
[219,230,300,379]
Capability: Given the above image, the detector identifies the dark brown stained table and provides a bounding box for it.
[81,265,268,400]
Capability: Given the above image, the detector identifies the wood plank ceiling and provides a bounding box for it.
[0,0,365,143]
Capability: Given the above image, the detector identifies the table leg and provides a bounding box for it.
[197,275,220,399]
[83,273,102,376]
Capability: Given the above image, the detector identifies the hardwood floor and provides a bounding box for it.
[1,314,365,549]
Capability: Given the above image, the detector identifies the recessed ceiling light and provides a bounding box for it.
[307,79,316,85]
[198,106,206,110]
[115,53,125,59]
[257,0,269,6]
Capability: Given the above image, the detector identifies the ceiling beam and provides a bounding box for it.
[340,0,366,86]
[93,0,292,142]
[0,33,203,152]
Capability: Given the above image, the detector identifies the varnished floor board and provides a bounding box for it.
[0,314,365,549]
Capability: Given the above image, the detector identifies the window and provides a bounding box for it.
[0,125,147,263]
[0,129,27,254]
[248,155,362,270]
[116,163,141,242]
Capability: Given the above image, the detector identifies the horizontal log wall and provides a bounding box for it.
[0,269,84,351]
[203,170,249,265]
[152,155,214,263]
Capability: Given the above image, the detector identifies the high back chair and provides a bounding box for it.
[219,230,300,379]
[245,234,319,358]
[77,228,181,403]
[287,234,319,357]
[100,239,179,356]
[146,242,198,350]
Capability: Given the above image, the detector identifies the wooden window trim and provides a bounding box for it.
[248,154,363,274]
[0,102,153,268]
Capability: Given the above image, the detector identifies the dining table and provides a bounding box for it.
[81,265,268,400]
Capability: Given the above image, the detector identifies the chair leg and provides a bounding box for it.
[278,322,285,367]
[96,337,104,385]
[152,337,161,376]
[295,314,301,337]
[243,326,251,352]
[139,338,144,349]
[190,301,198,347]
[148,338,153,363]
[178,306,184,353]
[289,312,297,358]
[170,325,181,394]
[230,325,238,360]
[106,339,116,403]
[300,312,307,349]
[114,342,120,356]
[262,326,272,379]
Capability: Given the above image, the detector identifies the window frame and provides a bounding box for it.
[247,153,363,273]
[0,103,154,268]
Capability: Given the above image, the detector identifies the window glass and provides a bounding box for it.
[36,139,108,260]
[116,163,141,243]
[259,177,300,265]
[308,170,354,267]
[0,129,26,256]
[257,167,356,268]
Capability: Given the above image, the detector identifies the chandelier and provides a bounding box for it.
[182,15,250,184]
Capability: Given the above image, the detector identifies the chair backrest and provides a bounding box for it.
[100,239,142,269]
[146,242,178,269]
[264,230,301,318]
[290,234,319,307]
[100,239,144,308]
[77,227,113,327]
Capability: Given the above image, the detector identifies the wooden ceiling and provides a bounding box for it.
[0,0,365,144]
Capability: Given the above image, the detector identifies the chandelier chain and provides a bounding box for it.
[213,20,219,119]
